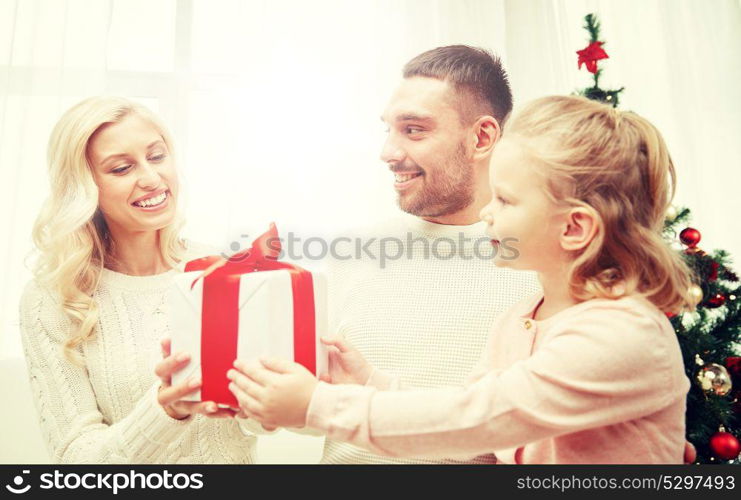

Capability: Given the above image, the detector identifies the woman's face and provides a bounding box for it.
[87,113,178,236]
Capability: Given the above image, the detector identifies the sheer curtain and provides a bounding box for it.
[0,0,509,357]
[1,0,739,358]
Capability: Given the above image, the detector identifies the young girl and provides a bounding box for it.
[20,97,266,463]
[226,95,694,463]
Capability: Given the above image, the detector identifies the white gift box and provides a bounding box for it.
[168,268,328,403]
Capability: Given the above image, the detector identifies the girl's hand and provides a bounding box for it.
[155,337,236,420]
[319,335,373,385]
[227,358,317,429]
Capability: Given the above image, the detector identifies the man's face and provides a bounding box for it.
[380,77,476,219]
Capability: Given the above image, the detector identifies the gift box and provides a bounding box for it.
[168,223,328,407]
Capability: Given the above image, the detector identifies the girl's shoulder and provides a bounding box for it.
[572,294,667,321]
[553,294,674,342]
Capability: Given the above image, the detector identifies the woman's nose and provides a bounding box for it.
[137,162,161,189]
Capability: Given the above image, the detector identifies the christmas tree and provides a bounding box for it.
[576,14,741,464]
[665,209,741,464]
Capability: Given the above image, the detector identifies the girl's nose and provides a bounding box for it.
[479,204,493,223]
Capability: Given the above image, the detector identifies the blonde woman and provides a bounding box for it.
[19,97,262,463]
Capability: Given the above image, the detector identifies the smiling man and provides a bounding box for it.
[321,46,541,464]
[382,52,506,225]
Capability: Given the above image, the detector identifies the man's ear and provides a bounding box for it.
[560,207,600,252]
[471,115,501,162]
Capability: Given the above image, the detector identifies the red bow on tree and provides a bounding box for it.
[577,41,609,74]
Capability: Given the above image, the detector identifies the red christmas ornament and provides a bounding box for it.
[709,261,720,282]
[705,293,727,309]
[709,431,740,460]
[576,41,609,74]
[726,357,741,382]
[679,227,701,248]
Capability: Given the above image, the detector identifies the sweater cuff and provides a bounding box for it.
[306,381,375,440]
[119,384,192,456]
[365,368,400,390]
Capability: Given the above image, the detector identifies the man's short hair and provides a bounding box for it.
[403,45,513,126]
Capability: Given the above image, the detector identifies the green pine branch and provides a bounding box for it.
[584,13,601,43]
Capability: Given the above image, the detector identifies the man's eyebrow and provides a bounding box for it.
[396,113,434,123]
[380,114,435,124]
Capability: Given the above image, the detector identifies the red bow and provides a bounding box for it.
[577,41,609,74]
[185,223,316,406]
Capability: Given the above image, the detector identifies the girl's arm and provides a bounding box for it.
[20,282,194,463]
[305,303,686,460]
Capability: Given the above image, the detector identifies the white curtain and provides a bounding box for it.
[1,0,740,357]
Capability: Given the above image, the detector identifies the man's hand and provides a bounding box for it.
[320,335,373,385]
[227,358,317,429]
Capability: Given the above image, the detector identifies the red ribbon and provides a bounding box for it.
[184,223,316,406]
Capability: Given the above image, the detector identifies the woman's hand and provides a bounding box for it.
[155,337,236,420]
[319,335,373,385]
[227,358,317,429]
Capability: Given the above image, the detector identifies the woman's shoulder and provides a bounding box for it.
[19,279,71,342]
[20,279,60,312]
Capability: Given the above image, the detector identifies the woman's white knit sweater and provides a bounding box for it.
[19,244,263,463]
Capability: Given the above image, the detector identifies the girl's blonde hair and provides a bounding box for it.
[32,96,186,361]
[506,95,695,313]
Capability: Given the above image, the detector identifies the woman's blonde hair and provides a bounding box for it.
[32,96,186,361]
[505,95,695,313]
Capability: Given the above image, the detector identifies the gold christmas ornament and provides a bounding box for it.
[665,205,679,222]
[688,285,704,307]
[696,363,733,396]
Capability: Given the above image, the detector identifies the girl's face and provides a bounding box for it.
[479,139,566,272]
[87,113,178,236]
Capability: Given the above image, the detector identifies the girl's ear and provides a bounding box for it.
[560,207,599,252]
